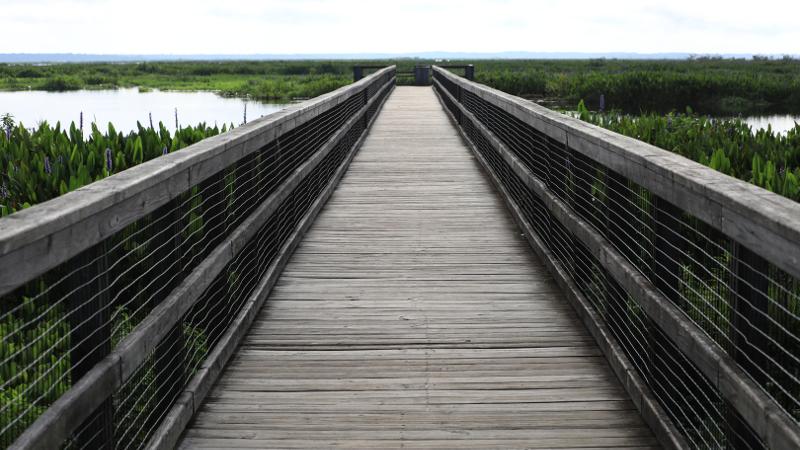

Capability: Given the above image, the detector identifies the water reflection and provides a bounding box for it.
[743,115,799,135]
[0,88,287,132]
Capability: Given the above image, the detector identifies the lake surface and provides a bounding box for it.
[0,88,287,132]
[2,89,797,136]
[743,115,799,135]
[561,110,799,135]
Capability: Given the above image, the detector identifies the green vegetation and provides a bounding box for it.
[571,102,800,430]
[1,58,799,445]
[0,60,355,100]
[3,58,798,113]
[472,57,800,115]
[573,101,800,201]
[1,289,211,446]
[0,115,235,445]
[0,116,231,215]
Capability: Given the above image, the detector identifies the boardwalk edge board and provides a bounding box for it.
[432,83,686,450]
[145,83,395,450]
[433,70,800,450]
[8,71,395,450]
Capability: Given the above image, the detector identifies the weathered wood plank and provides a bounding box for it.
[178,87,657,449]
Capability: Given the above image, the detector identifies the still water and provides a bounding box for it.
[1,89,798,136]
[561,110,799,135]
[743,115,799,135]
[0,88,287,132]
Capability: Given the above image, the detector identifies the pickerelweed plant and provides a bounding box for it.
[0,115,234,445]
[0,118,233,216]
[573,101,800,202]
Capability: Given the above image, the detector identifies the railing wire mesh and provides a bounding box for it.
[0,68,394,449]
[435,67,799,449]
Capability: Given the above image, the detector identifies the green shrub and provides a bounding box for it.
[574,108,800,201]
[40,76,82,91]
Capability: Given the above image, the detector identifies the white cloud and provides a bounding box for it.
[1,0,798,54]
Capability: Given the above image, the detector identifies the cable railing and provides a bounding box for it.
[0,65,395,449]
[433,65,800,450]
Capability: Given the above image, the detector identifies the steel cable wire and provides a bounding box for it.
[433,70,793,448]
[1,73,393,448]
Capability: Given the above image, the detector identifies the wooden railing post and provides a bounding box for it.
[200,171,226,255]
[731,243,769,386]
[648,195,686,421]
[196,170,227,344]
[152,197,186,431]
[569,150,594,225]
[604,170,628,337]
[651,195,684,305]
[464,64,475,81]
[414,65,431,86]
[728,245,770,448]
[235,153,258,226]
[69,240,114,448]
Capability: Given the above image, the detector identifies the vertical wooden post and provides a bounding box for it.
[551,141,569,203]
[651,195,684,305]
[69,240,114,448]
[564,147,592,291]
[200,171,226,256]
[605,171,627,248]
[605,170,628,337]
[464,64,475,81]
[569,150,594,225]
[731,243,769,385]
[648,195,685,417]
[414,66,431,86]
[152,197,186,432]
[455,83,464,124]
[196,170,227,351]
[235,153,258,226]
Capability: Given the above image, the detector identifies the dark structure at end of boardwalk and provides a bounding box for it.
[2,65,800,450]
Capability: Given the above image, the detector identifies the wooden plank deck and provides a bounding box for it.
[178,87,659,449]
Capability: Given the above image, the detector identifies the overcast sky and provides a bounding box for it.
[2,0,798,55]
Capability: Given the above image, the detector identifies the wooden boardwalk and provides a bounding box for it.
[178,87,659,449]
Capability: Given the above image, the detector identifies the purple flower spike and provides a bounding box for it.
[105,147,113,172]
[162,146,168,155]
[44,156,52,174]
[149,112,154,130]
[175,108,179,130]
[1,182,8,199]
[4,126,10,141]
[599,94,605,113]
[79,111,83,134]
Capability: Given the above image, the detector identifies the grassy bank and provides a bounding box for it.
[2,59,799,113]
[471,58,800,115]
[0,60,355,100]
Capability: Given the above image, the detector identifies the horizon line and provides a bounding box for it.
[2,51,799,61]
